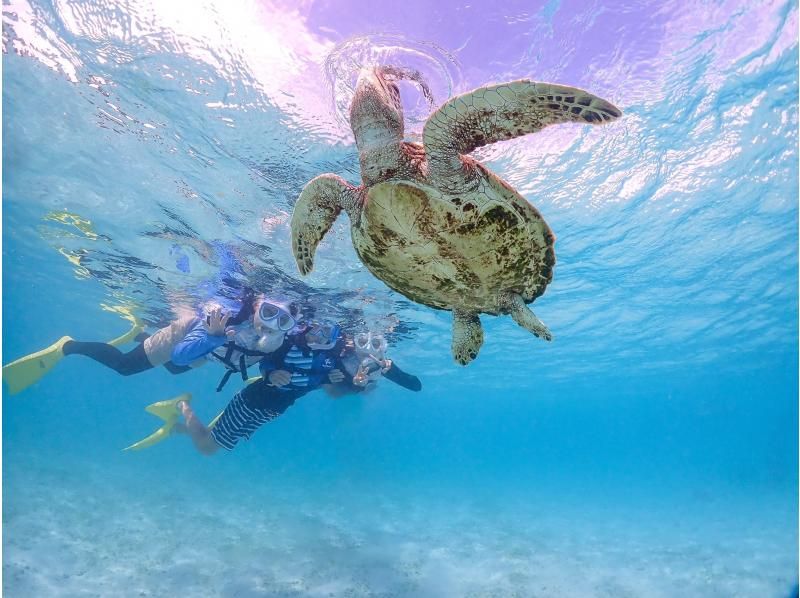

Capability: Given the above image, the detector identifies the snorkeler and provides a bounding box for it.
[333,330,421,393]
[2,225,307,394]
[127,324,421,453]
[148,321,347,454]
[170,295,300,391]
[1,291,299,395]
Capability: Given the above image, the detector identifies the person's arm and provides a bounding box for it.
[258,353,280,378]
[258,346,294,387]
[170,318,227,366]
[323,352,361,398]
[383,360,422,392]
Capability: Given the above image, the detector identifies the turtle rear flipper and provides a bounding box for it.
[291,174,360,275]
[502,292,553,341]
[423,80,621,193]
[452,309,484,365]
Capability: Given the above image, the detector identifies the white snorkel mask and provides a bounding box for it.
[255,300,297,332]
[354,331,387,359]
[254,298,298,352]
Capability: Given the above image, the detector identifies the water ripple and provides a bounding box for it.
[3,0,797,382]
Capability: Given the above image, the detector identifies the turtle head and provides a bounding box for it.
[350,67,404,152]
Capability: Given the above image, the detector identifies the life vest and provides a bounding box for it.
[207,327,271,392]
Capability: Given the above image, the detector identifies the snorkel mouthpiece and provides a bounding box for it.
[256,329,284,353]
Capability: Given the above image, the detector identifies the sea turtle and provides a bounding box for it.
[291,66,621,365]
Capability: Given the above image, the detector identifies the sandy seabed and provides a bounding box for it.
[3,456,797,598]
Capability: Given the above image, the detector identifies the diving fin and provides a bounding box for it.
[123,421,177,451]
[2,336,73,396]
[107,316,144,347]
[101,304,145,348]
[145,393,191,421]
[124,393,191,451]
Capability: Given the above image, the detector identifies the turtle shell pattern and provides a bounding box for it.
[351,161,555,314]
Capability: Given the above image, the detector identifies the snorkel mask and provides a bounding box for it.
[306,322,341,350]
[255,299,297,332]
[254,299,298,352]
[353,331,387,359]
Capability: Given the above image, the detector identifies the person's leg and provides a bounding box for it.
[176,399,219,455]
[193,381,288,455]
[62,341,153,376]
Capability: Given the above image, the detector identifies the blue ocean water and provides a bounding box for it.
[3,0,798,596]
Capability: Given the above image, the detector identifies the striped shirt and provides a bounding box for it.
[282,345,314,388]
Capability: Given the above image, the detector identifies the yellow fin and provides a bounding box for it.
[123,393,191,451]
[123,421,176,451]
[144,393,192,422]
[2,336,73,396]
[101,304,145,347]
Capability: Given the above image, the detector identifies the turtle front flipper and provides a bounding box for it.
[452,309,484,365]
[423,80,621,193]
[501,292,553,342]
[291,174,360,275]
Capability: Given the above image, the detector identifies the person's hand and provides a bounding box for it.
[327,369,345,384]
[204,307,231,337]
[353,370,369,387]
[268,369,292,387]
[380,358,392,374]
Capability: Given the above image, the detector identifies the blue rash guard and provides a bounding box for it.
[170,240,256,369]
[169,318,228,366]
[258,334,341,392]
